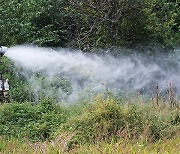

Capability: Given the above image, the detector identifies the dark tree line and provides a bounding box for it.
[0,0,179,50]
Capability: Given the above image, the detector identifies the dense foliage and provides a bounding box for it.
[0,99,67,141]
[62,97,179,148]
[0,0,179,49]
[0,97,179,150]
[0,1,179,153]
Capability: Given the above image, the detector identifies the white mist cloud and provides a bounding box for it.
[5,45,180,102]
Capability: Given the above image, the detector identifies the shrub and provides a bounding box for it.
[61,96,125,148]
[60,97,180,148]
[27,99,67,141]
[170,110,180,125]
[0,100,67,141]
[0,103,38,137]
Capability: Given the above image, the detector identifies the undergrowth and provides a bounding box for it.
[0,99,67,141]
[0,96,179,153]
[61,96,179,149]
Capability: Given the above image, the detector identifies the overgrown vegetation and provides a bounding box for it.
[1,57,180,152]
[0,53,180,153]
[0,99,67,141]
[0,0,179,49]
[0,96,179,153]
[0,136,179,153]
[0,0,180,153]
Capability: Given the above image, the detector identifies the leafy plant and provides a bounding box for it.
[0,100,67,141]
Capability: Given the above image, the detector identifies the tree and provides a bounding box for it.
[68,0,151,49]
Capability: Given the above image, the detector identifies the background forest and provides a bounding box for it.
[0,0,179,49]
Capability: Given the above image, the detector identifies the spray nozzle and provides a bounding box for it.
[0,46,8,56]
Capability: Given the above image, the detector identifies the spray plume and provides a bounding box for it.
[4,45,180,103]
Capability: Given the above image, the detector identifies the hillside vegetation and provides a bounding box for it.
[0,0,180,153]
[0,97,179,153]
[0,0,179,49]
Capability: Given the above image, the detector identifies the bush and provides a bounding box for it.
[61,97,125,147]
[60,97,180,148]
[0,103,38,137]
[170,110,180,125]
[0,97,179,147]
[0,100,67,141]
[26,99,67,141]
